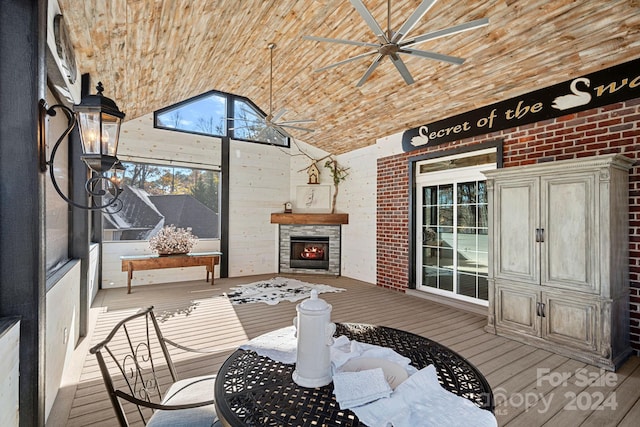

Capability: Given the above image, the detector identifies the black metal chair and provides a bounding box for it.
[89,306,220,426]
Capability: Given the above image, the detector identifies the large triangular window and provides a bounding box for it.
[154,90,289,147]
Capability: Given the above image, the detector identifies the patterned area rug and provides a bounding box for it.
[226,277,345,305]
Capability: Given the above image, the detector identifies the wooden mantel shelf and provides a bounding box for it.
[270,213,349,225]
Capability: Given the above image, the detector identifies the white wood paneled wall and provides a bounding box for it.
[45,261,81,419]
[0,320,19,427]
[336,145,378,284]
[227,140,290,277]
[118,113,222,166]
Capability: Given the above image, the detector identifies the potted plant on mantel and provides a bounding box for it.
[149,225,198,256]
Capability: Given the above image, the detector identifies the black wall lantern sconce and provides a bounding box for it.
[39,82,126,212]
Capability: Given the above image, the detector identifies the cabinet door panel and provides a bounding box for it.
[495,282,539,335]
[494,179,539,284]
[541,174,597,293]
[542,291,598,352]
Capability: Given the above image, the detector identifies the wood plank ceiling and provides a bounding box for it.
[57,0,640,155]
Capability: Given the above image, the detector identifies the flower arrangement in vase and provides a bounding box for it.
[149,225,198,256]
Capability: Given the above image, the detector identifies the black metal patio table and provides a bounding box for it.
[214,323,494,426]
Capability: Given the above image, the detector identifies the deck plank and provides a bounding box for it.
[617,395,640,427]
[492,356,585,424]
[485,348,555,386]
[564,359,640,426]
[506,357,640,426]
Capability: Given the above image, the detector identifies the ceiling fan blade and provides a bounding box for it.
[277,124,316,133]
[389,54,415,85]
[349,0,389,43]
[401,18,489,47]
[271,108,287,122]
[278,118,316,124]
[227,117,265,125]
[303,35,379,49]
[267,124,293,139]
[314,50,378,72]
[356,54,384,87]
[255,125,269,140]
[391,0,438,43]
[401,48,465,65]
[226,117,251,121]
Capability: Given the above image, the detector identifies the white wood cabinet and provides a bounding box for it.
[483,154,633,370]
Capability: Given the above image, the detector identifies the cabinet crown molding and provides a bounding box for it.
[482,154,634,179]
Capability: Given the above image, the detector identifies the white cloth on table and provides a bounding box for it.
[332,368,392,409]
[330,335,418,376]
[239,328,415,376]
[351,365,497,427]
[239,327,497,427]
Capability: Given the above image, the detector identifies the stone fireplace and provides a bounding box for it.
[271,213,348,276]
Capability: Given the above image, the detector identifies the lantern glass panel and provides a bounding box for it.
[77,111,101,154]
[101,113,121,157]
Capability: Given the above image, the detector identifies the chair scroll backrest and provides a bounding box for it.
[89,306,179,426]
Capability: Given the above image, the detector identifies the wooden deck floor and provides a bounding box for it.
[47,274,640,426]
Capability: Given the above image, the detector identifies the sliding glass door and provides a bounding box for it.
[416,152,495,305]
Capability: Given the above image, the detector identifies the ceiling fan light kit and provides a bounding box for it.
[303,0,489,87]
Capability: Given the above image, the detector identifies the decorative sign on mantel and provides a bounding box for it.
[402,57,640,152]
[295,185,331,213]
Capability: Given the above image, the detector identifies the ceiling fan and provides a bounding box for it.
[303,0,489,87]
[231,43,315,140]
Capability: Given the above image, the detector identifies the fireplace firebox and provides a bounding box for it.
[290,236,329,270]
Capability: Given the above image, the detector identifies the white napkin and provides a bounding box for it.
[352,365,497,427]
[331,335,418,376]
[332,368,392,409]
[239,325,297,364]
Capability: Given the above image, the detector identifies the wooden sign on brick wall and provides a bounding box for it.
[402,57,640,152]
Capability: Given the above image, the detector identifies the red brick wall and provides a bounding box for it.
[376,97,640,352]
[376,155,410,291]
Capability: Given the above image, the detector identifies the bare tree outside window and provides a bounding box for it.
[155,92,227,137]
[160,110,183,129]
[196,116,225,135]
[103,162,221,241]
